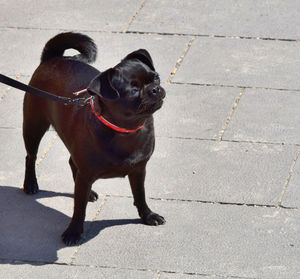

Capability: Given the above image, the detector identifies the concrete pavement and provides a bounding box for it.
[0,1,300,278]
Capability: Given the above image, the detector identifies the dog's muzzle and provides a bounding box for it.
[137,85,166,114]
[147,85,166,99]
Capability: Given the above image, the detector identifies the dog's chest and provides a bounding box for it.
[89,136,154,179]
[94,151,149,179]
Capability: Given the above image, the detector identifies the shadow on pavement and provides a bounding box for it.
[0,185,140,265]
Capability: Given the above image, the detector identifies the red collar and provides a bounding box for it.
[90,98,144,133]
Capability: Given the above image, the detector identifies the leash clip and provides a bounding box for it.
[64,88,93,107]
[73,88,88,96]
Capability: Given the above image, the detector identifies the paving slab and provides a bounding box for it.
[0,129,100,263]
[0,76,29,129]
[1,1,299,277]
[281,153,300,208]
[94,138,297,206]
[0,180,105,263]
[35,134,297,205]
[154,83,239,139]
[73,197,300,278]
[223,88,300,144]
[0,28,190,82]
[0,0,142,32]
[87,32,189,83]
[0,129,56,187]
[172,37,300,90]
[129,0,300,40]
[0,29,58,76]
[36,137,84,195]
[0,263,156,279]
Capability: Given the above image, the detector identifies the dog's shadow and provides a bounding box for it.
[0,185,140,264]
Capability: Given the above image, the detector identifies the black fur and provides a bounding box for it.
[40,32,97,64]
[23,32,166,245]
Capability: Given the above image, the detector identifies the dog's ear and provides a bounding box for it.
[123,49,155,71]
[87,68,120,100]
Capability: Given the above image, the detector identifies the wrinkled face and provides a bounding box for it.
[111,59,166,119]
[87,49,166,124]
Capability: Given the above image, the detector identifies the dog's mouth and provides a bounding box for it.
[137,99,164,115]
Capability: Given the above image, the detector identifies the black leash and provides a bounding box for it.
[0,73,90,106]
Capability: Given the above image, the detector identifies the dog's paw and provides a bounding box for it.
[23,180,39,195]
[61,228,82,246]
[88,190,98,202]
[143,212,166,226]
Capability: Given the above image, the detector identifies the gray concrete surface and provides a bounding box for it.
[0,1,299,279]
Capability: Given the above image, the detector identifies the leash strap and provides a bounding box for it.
[0,73,87,106]
[0,73,144,133]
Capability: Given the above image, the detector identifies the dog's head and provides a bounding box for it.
[87,49,166,126]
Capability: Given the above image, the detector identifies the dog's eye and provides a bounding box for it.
[131,89,139,95]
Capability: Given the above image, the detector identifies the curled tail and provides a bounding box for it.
[40,32,97,64]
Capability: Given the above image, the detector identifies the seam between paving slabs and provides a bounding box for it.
[19,132,58,189]
[171,81,300,93]
[0,74,20,103]
[0,86,11,103]
[123,0,148,33]
[126,30,300,43]
[156,135,300,147]
[166,36,196,83]
[69,195,108,265]
[2,25,299,43]
[105,194,300,211]
[3,32,298,91]
[278,145,300,206]
[35,133,58,168]
[0,259,258,279]
[218,87,245,141]
[159,270,258,279]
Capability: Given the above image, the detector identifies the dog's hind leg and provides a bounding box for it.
[69,157,98,202]
[22,94,50,194]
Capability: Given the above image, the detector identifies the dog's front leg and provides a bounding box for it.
[128,165,165,226]
[62,173,92,245]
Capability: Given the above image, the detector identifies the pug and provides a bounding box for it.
[23,32,166,245]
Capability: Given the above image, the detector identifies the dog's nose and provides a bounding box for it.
[148,85,165,99]
[151,86,166,97]
[151,86,160,95]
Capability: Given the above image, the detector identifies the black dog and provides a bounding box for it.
[23,32,166,245]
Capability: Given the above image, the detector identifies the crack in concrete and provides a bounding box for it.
[167,36,196,83]
[155,270,161,279]
[123,0,147,33]
[35,133,58,168]
[218,88,245,141]
[0,86,11,103]
[278,146,300,206]
[0,74,20,103]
